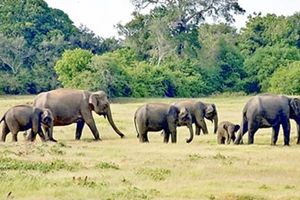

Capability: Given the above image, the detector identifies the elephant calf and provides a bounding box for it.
[0,105,54,142]
[134,103,193,143]
[217,121,240,144]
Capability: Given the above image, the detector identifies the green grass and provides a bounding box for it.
[0,95,300,200]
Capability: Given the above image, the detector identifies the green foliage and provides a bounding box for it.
[95,162,120,170]
[243,46,300,93]
[113,187,159,200]
[198,24,245,93]
[0,157,79,173]
[136,167,171,181]
[238,13,300,56]
[54,48,93,88]
[0,0,299,97]
[76,50,132,97]
[269,61,300,94]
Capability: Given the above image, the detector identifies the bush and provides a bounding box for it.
[269,61,300,94]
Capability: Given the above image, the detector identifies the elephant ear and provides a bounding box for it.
[223,123,228,132]
[290,98,300,118]
[42,109,53,126]
[234,125,240,132]
[179,107,190,120]
[89,93,98,111]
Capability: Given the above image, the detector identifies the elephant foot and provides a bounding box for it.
[49,138,58,143]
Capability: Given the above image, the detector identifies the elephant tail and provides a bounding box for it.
[0,114,5,123]
[134,113,139,138]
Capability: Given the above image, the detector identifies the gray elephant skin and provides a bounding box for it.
[173,100,218,135]
[217,121,240,144]
[29,88,124,141]
[0,105,54,142]
[234,94,300,145]
[134,103,194,143]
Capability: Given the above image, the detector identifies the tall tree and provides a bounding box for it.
[121,0,245,64]
[0,34,33,74]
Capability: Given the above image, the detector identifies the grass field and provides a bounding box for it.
[1,95,300,200]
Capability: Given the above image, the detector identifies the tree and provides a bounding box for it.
[198,23,245,92]
[131,0,245,30]
[120,0,245,63]
[238,13,300,56]
[0,34,33,74]
[54,48,93,88]
[243,46,300,93]
[269,61,300,95]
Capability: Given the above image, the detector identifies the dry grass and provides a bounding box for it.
[0,95,300,200]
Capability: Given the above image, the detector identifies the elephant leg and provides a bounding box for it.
[226,134,231,144]
[1,123,10,142]
[171,131,177,143]
[248,121,259,144]
[296,124,300,145]
[163,130,170,143]
[140,131,149,143]
[75,119,85,140]
[12,133,18,142]
[27,129,37,141]
[82,114,100,140]
[282,120,291,146]
[168,125,177,143]
[271,124,280,145]
[217,134,223,144]
[234,121,247,145]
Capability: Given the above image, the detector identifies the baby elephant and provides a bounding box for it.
[134,103,193,143]
[0,105,54,142]
[217,121,240,144]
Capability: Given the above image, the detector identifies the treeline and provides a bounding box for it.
[0,0,299,97]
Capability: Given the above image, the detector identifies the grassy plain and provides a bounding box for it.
[0,95,300,200]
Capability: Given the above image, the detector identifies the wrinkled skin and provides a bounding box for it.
[234,94,300,145]
[173,100,218,135]
[217,121,240,144]
[134,103,193,143]
[29,88,124,141]
[0,105,54,142]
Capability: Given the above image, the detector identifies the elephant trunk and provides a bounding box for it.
[186,124,194,143]
[106,106,125,138]
[213,114,218,134]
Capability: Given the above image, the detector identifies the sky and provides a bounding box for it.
[44,0,300,38]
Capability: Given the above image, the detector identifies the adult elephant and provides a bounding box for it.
[234,94,300,145]
[30,88,125,141]
[173,100,218,135]
[134,103,193,143]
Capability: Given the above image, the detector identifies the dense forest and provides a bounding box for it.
[0,0,299,97]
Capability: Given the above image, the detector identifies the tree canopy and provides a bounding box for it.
[0,0,299,97]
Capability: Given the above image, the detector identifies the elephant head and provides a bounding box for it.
[178,107,193,143]
[204,104,218,134]
[41,109,53,127]
[290,98,300,123]
[89,91,124,138]
[223,123,240,142]
[41,108,55,142]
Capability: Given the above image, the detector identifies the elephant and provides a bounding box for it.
[234,94,300,145]
[0,105,54,142]
[134,103,193,143]
[217,121,240,144]
[172,100,218,135]
[28,88,125,141]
